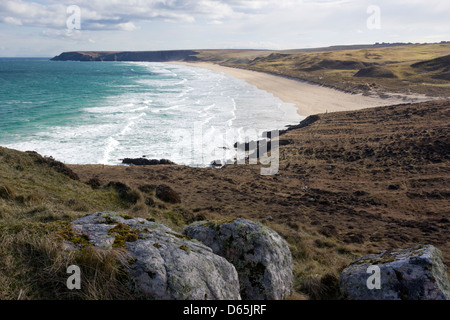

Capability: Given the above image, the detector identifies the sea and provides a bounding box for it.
[0,58,304,166]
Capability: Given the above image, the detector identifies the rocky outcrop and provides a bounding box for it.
[340,244,450,300]
[122,158,175,166]
[210,160,223,167]
[279,114,320,135]
[183,218,293,300]
[69,213,294,300]
[71,212,241,300]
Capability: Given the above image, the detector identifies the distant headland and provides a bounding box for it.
[50,50,200,62]
[50,42,449,62]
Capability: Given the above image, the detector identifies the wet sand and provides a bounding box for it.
[172,61,429,116]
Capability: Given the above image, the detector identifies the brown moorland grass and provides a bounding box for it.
[69,99,450,298]
[1,99,448,299]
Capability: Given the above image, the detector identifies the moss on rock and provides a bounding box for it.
[107,223,139,248]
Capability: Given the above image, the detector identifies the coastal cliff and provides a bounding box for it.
[51,50,200,62]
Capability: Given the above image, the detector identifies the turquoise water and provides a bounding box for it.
[0,58,303,165]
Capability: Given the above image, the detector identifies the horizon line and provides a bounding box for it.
[2,40,449,58]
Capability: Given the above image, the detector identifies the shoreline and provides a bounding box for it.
[3,61,434,168]
[171,61,433,117]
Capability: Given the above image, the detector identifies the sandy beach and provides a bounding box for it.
[173,61,429,116]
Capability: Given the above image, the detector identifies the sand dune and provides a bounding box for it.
[173,61,431,116]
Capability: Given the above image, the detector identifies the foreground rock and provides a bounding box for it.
[71,212,241,300]
[183,218,293,300]
[340,244,450,300]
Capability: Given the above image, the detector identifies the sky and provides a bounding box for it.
[0,0,448,57]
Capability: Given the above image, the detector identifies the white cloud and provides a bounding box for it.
[42,28,80,37]
[0,0,286,31]
[0,0,66,28]
[2,16,23,26]
[0,0,448,56]
[117,22,138,31]
[208,20,224,25]
[1,0,446,35]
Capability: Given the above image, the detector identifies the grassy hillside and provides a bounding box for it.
[70,99,450,300]
[0,148,133,299]
[0,138,364,300]
[1,99,449,300]
[0,148,128,222]
[0,147,197,299]
[195,43,450,97]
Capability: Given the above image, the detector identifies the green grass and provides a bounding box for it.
[0,147,135,299]
[0,147,126,220]
[0,146,191,299]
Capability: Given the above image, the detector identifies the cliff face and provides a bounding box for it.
[51,50,200,62]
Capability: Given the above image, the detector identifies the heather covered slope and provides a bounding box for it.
[70,99,450,298]
[71,99,450,267]
[1,99,449,299]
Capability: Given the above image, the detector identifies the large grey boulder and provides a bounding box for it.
[340,244,450,300]
[71,212,241,300]
[183,218,293,300]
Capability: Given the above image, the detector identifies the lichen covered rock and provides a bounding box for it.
[71,212,241,300]
[340,244,450,300]
[183,218,293,300]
